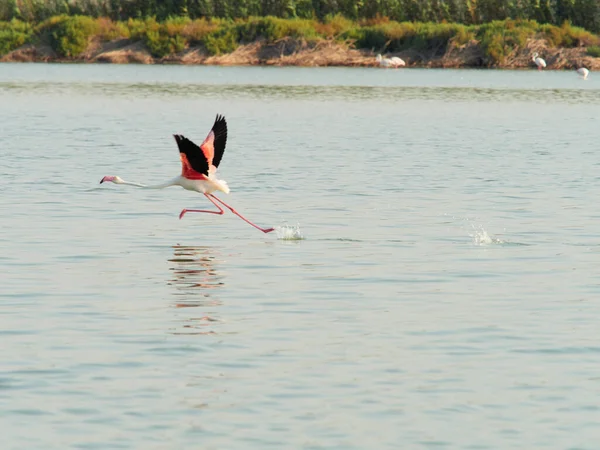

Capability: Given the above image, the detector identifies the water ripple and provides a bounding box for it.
[2,64,600,450]
[2,81,599,103]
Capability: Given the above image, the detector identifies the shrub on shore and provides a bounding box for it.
[477,20,537,64]
[36,15,99,57]
[1,0,598,34]
[349,22,471,55]
[204,27,238,55]
[128,18,187,57]
[0,19,31,55]
[588,46,600,57]
[542,22,599,47]
[0,15,599,64]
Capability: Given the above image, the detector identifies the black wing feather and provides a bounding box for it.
[211,114,227,168]
[173,134,209,175]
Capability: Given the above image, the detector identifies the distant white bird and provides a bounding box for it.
[376,54,392,67]
[376,54,405,68]
[389,56,406,67]
[576,67,590,79]
[532,52,546,70]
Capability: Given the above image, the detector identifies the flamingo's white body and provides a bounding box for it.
[389,56,406,67]
[100,114,274,234]
[376,54,405,68]
[376,54,392,67]
[532,52,546,70]
[577,67,590,79]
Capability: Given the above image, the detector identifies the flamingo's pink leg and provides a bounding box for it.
[179,194,224,219]
[209,194,275,234]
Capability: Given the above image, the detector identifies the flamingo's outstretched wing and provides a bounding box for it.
[173,135,209,179]
[200,114,228,169]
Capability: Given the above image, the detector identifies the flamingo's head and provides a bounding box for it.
[532,52,539,58]
[100,175,123,184]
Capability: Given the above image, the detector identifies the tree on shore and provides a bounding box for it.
[0,0,598,32]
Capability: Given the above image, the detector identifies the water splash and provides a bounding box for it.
[469,224,504,246]
[444,214,510,246]
[275,224,305,240]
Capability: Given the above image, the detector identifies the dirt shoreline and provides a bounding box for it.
[2,37,599,70]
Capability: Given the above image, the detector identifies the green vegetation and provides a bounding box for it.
[127,18,188,57]
[0,14,598,63]
[1,0,599,33]
[203,27,237,55]
[0,18,31,54]
[38,15,99,57]
[587,45,600,57]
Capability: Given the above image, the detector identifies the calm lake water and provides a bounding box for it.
[1,63,600,449]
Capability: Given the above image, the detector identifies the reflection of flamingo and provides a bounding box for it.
[169,245,223,296]
[100,115,275,234]
[532,52,546,70]
[168,245,223,335]
[576,67,590,79]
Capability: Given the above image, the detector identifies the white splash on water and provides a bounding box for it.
[275,224,305,240]
[469,223,504,246]
[443,214,509,246]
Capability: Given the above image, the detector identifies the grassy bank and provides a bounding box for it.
[1,15,599,67]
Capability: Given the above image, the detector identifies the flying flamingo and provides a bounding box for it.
[99,114,275,234]
[532,52,546,71]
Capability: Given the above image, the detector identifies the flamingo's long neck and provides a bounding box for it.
[120,177,181,189]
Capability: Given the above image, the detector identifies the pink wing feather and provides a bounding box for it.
[200,130,216,168]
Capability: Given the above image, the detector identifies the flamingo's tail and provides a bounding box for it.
[216,179,230,194]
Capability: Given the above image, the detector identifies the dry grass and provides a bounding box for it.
[96,17,128,40]
[182,19,219,43]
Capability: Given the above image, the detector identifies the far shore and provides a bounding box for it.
[2,38,599,71]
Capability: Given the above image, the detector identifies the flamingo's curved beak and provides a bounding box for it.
[100,176,112,184]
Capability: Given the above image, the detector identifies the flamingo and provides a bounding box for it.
[376,54,392,68]
[376,54,405,68]
[389,56,406,67]
[532,52,546,71]
[99,114,275,234]
[577,67,590,79]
